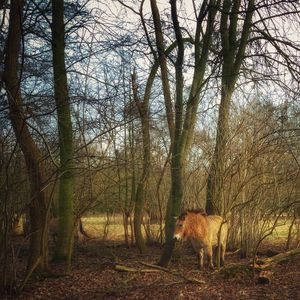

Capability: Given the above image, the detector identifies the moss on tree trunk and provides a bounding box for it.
[51,0,74,265]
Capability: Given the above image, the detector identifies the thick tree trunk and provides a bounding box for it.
[51,0,74,264]
[3,0,48,271]
[159,153,183,266]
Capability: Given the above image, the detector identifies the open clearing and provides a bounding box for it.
[16,240,300,300]
[7,215,300,300]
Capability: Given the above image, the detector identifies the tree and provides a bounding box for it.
[206,0,255,215]
[131,70,151,253]
[2,0,49,271]
[148,0,219,266]
[51,0,75,266]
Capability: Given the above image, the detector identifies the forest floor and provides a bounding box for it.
[10,238,300,300]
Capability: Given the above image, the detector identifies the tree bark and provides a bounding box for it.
[3,0,49,271]
[51,0,75,265]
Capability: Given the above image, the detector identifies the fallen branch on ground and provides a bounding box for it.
[226,249,241,256]
[140,262,205,284]
[115,264,160,273]
[114,262,204,284]
[219,248,300,280]
[255,248,300,269]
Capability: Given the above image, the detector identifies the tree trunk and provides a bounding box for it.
[131,71,150,253]
[159,152,183,266]
[134,183,147,253]
[158,0,218,267]
[206,0,255,215]
[51,0,74,265]
[206,89,234,215]
[3,0,48,271]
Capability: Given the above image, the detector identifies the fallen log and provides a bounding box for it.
[256,248,300,269]
[220,248,300,280]
[258,270,273,284]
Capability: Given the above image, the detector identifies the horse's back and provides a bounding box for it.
[206,215,228,245]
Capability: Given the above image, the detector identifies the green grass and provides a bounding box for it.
[82,215,125,240]
[264,220,293,241]
[81,214,163,242]
[271,224,290,238]
[81,214,297,245]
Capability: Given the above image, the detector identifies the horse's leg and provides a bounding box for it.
[207,245,214,269]
[198,248,204,269]
[220,243,226,266]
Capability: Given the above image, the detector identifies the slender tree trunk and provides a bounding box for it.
[206,88,234,214]
[3,0,48,271]
[123,211,130,247]
[150,0,175,143]
[131,71,150,253]
[51,0,74,265]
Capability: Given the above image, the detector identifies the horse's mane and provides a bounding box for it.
[178,209,207,220]
[188,209,207,216]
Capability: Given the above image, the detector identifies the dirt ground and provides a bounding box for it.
[6,239,300,300]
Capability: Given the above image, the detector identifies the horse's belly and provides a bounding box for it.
[191,238,206,251]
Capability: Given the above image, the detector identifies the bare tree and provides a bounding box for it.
[206,0,255,214]
[148,0,220,266]
[2,0,49,271]
[51,0,75,267]
[131,70,151,253]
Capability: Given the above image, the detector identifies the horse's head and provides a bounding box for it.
[174,209,207,241]
[173,212,187,241]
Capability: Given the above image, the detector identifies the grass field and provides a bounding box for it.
[270,223,291,238]
[82,214,125,240]
[81,214,162,242]
[81,214,299,246]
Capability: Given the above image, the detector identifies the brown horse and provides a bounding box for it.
[173,210,228,269]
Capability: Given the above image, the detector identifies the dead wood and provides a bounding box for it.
[226,249,241,256]
[140,262,205,284]
[115,262,205,284]
[256,248,300,269]
[258,270,273,284]
[115,264,159,273]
